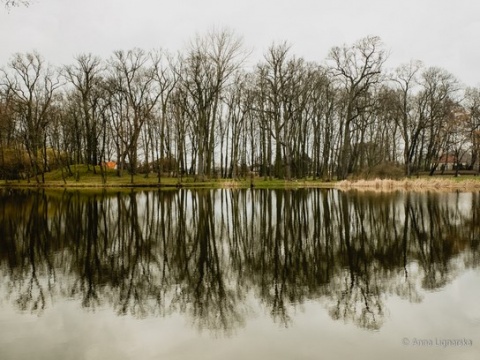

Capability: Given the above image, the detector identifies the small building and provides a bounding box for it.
[101,161,117,169]
[439,155,456,171]
[439,154,468,171]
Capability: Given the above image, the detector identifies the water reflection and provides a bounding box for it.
[0,189,478,333]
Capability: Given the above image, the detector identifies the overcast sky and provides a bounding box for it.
[1,0,479,86]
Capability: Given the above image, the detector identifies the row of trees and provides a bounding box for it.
[1,30,480,182]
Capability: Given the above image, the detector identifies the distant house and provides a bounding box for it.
[439,155,456,171]
[439,154,467,171]
[101,161,117,169]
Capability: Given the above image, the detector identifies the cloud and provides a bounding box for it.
[1,0,479,85]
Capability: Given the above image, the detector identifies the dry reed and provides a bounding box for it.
[336,178,480,192]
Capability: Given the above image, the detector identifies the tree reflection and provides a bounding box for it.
[0,188,479,333]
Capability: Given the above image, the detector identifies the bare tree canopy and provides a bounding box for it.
[2,0,30,8]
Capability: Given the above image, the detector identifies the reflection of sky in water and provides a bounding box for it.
[0,270,478,360]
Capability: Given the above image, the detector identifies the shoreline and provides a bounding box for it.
[1,177,480,192]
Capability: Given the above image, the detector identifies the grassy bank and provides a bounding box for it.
[2,166,480,191]
[0,165,335,190]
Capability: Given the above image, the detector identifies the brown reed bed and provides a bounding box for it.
[335,178,480,192]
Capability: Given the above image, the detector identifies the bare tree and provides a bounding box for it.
[416,67,459,174]
[328,36,387,179]
[443,106,471,176]
[0,52,60,183]
[177,28,246,180]
[108,48,161,182]
[464,87,480,173]
[223,71,250,179]
[260,42,291,179]
[64,54,104,173]
[309,67,336,180]
[150,50,178,183]
[392,60,423,176]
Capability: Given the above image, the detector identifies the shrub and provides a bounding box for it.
[362,162,405,180]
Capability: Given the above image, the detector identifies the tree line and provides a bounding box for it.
[1,30,480,183]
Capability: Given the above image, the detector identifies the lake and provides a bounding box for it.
[0,188,479,359]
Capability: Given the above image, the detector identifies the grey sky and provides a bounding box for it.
[1,0,479,86]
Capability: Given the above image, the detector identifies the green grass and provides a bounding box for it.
[1,165,338,190]
[2,165,480,191]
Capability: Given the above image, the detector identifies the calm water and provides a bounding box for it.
[0,188,479,359]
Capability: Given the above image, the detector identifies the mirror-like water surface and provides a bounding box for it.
[0,189,479,359]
